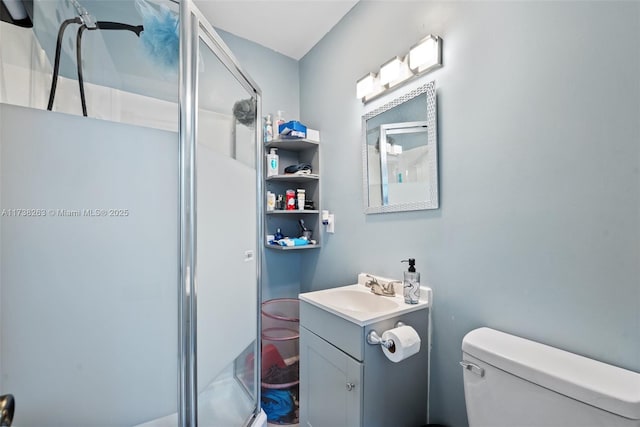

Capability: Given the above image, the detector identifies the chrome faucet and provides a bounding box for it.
[365,275,399,297]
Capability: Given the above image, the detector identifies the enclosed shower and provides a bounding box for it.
[0,0,264,425]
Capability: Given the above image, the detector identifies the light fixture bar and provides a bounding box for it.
[357,33,443,104]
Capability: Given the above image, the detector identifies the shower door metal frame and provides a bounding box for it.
[179,1,263,426]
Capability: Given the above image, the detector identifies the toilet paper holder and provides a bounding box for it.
[366,321,405,348]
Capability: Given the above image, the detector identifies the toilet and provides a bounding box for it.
[461,327,640,427]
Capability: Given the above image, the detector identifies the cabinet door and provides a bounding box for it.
[300,326,363,427]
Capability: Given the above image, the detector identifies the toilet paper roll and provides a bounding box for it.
[381,325,421,363]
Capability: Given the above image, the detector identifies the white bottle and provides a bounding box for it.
[274,110,285,139]
[264,114,273,143]
[297,188,305,210]
[266,191,275,211]
[267,148,279,177]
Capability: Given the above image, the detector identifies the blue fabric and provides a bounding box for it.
[277,238,308,247]
[136,0,179,69]
[261,389,293,422]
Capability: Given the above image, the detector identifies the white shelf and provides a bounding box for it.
[266,174,319,183]
[266,243,321,251]
[266,210,319,215]
[266,138,319,151]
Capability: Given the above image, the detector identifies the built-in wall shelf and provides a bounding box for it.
[266,174,319,183]
[266,210,319,215]
[264,132,322,250]
[266,244,321,251]
[266,138,319,151]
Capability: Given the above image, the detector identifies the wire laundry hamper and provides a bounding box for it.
[261,298,300,425]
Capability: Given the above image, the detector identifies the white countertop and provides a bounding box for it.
[299,273,431,326]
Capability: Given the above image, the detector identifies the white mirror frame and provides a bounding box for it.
[362,80,438,214]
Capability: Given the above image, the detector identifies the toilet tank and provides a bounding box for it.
[461,327,640,427]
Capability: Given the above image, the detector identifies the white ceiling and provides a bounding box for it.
[194,1,359,60]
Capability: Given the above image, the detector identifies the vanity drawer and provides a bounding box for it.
[300,300,364,361]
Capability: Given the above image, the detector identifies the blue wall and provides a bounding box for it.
[298,2,640,426]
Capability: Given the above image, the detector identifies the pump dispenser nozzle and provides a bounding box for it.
[401,258,416,272]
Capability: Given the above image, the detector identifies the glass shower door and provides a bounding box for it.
[193,21,260,427]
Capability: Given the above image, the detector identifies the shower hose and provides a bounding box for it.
[47,19,143,117]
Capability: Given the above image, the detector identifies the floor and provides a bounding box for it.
[135,366,257,427]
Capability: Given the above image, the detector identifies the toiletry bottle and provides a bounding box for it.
[297,188,305,211]
[264,114,273,143]
[285,189,296,210]
[267,148,279,177]
[401,258,420,304]
[274,110,285,138]
[266,191,275,211]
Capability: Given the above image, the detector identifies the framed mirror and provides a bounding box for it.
[362,81,438,214]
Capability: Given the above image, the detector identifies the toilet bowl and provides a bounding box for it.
[461,327,640,427]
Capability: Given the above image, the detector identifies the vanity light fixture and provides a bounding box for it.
[356,72,377,100]
[380,55,413,89]
[357,34,442,103]
[409,35,442,73]
[379,56,401,86]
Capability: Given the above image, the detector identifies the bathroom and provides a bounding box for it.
[0,0,639,426]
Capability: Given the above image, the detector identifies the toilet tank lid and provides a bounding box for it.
[462,327,640,420]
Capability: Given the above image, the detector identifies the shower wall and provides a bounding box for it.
[0,104,179,425]
[0,20,179,130]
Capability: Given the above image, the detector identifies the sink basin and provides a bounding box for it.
[299,274,431,326]
[311,289,398,313]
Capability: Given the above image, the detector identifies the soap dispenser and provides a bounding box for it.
[401,258,420,304]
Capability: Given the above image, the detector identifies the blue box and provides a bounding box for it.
[279,121,307,138]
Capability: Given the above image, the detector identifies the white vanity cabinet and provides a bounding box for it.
[299,298,429,427]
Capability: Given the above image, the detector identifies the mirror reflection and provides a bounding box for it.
[362,81,438,213]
